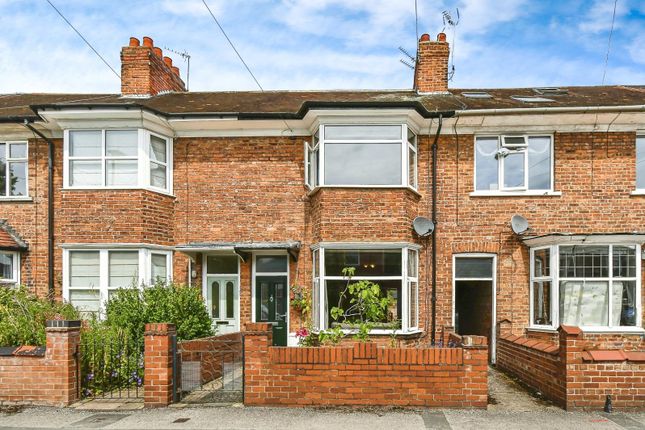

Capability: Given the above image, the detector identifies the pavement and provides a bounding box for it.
[0,367,644,430]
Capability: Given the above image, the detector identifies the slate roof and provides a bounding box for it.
[0,85,643,121]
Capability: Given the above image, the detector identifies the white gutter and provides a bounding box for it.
[455,104,645,116]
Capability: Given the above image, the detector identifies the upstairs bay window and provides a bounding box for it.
[64,129,172,193]
[312,245,419,333]
[305,125,417,189]
[530,244,641,330]
[475,135,553,194]
[0,141,28,198]
[636,135,645,191]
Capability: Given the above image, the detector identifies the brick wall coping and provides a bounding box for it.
[0,345,46,357]
[558,325,582,335]
[581,350,645,363]
[499,334,559,355]
[46,320,81,328]
[144,323,176,336]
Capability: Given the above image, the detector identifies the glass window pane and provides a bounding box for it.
[70,289,100,313]
[9,143,27,159]
[326,279,400,328]
[324,249,402,277]
[108,251,139,288]
[207,255,238,274]
[8,162,27,196]
[408,281,418,328]
[150,162,167,189]
[324,142,402,185]
[613,246,636,278]
[408,145,417,188]
[70,131,102,157]
[211,280,220,318]
[407,128,416,145]
[503,152,525,188]
[532,281,551,325]
[260,282,269,320]
[106,160,138,186]
[559,280,608,326]
[528,136,551,190]
[475,138,499,191]
[70,160,102,186]
[0,252,13,280]
[559,246,609,278]
[226,281,235,319]
[106,130,138,157]
[407,249,418,278]
[151,254,167,283]
[149,135,167,163]
[533,248,550,278]
[324,125,402,140]
[0,143,5,196]
[70,252,100,288]
[312,278,320,328]
[454,257,493,279]
[256,255,287,273]
[313,249,319,278]
[613,281,637,326]
[637,136,645,189]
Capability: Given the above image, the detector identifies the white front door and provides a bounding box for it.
[206,276,239,334]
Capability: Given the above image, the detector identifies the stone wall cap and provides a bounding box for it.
[46,320,81,328]
[558,325,582,335]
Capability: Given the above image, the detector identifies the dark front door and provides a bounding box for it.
[255,276,288,346]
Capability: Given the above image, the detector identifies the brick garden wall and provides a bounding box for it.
[497,325,645,410]
[243,323,488,408]
[0,321,81,407]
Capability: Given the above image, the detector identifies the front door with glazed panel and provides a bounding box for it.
[207,276,239,334]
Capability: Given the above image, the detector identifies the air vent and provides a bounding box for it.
[511,96,554,103]
[461,92,492,99]
[533,87,568,96]
[501,135,528,148]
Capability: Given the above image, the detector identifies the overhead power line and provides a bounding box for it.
[601,0,619,85]
[45,0,120,80]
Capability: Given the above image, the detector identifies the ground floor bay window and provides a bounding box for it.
[311,245,420,333]
[530,243,642,331]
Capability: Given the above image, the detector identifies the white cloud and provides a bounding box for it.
[628,34,645,64]
[161,0,217,17]
[578,0,629,33]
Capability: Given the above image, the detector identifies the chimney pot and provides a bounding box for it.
[171,66,180,76]
[153,47,162,57]
[437,32,447,42]
[129,37,140,47]
[163,56,173,67]
[419,33,431,42]
[142,36,154,48]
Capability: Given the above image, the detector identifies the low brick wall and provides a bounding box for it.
[497,325,645,411]
[179,332,242,386]
[0,320,81,407]
[244,323,488,408]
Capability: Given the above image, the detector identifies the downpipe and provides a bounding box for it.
[430,115,443,345]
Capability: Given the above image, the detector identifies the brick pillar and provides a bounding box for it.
[144,323,176,408]
[243,323,272,406]
[462,335,489,408]
[558,324,582,410]
[45,320,82,406]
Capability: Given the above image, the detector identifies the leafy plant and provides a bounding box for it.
[329,267,394,342]
[0,286,79,347]
[318,326,344,345]
[290,285,311,316]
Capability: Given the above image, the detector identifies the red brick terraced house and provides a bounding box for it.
[1,33,644,408]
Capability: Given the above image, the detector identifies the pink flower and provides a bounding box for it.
[295,327,309,338]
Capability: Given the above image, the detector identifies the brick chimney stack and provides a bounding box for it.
[120,36,186,97]
[413,32,450,93]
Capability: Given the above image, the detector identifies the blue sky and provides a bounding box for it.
[0,0,643,93]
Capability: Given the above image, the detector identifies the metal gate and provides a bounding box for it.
[175,333,244,404]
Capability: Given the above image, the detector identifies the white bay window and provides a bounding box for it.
[530,244,641,330]
[312,245,419,333]
[0,141,28,198]
[64,129,172,193]
[0,251,19,286]
[305,125,417,190]
[64,247,172,315]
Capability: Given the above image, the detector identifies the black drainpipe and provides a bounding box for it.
[430,115,443,345]
[23,121,55,297]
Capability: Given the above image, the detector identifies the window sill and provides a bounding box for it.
[470,190,562,197]
[630,190,645,196]
[313,328,423,336]
[307,185,421,198]
[62,187,176,198]
[527,326,557,333]
[528,326,645,334]
[0,197,33,202]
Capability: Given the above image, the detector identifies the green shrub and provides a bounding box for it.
[104,281,214,345]
[0,286,79,347]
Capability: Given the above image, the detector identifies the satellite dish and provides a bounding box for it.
[413,217,435,237]
[511,214,529,235]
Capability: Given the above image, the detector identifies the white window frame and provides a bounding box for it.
[63,247,172,314]
[1,141,29,198]
[307,124,417,190]
[63,129,173,194]
[0,250,20,285]
[529,244,643,332]
[529,246,557,330]
[202,253,241,328]
[312,244,420,334]
[473,134,556,196]
[634,135,645,194]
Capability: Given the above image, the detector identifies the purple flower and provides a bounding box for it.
[86,372,94,381]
